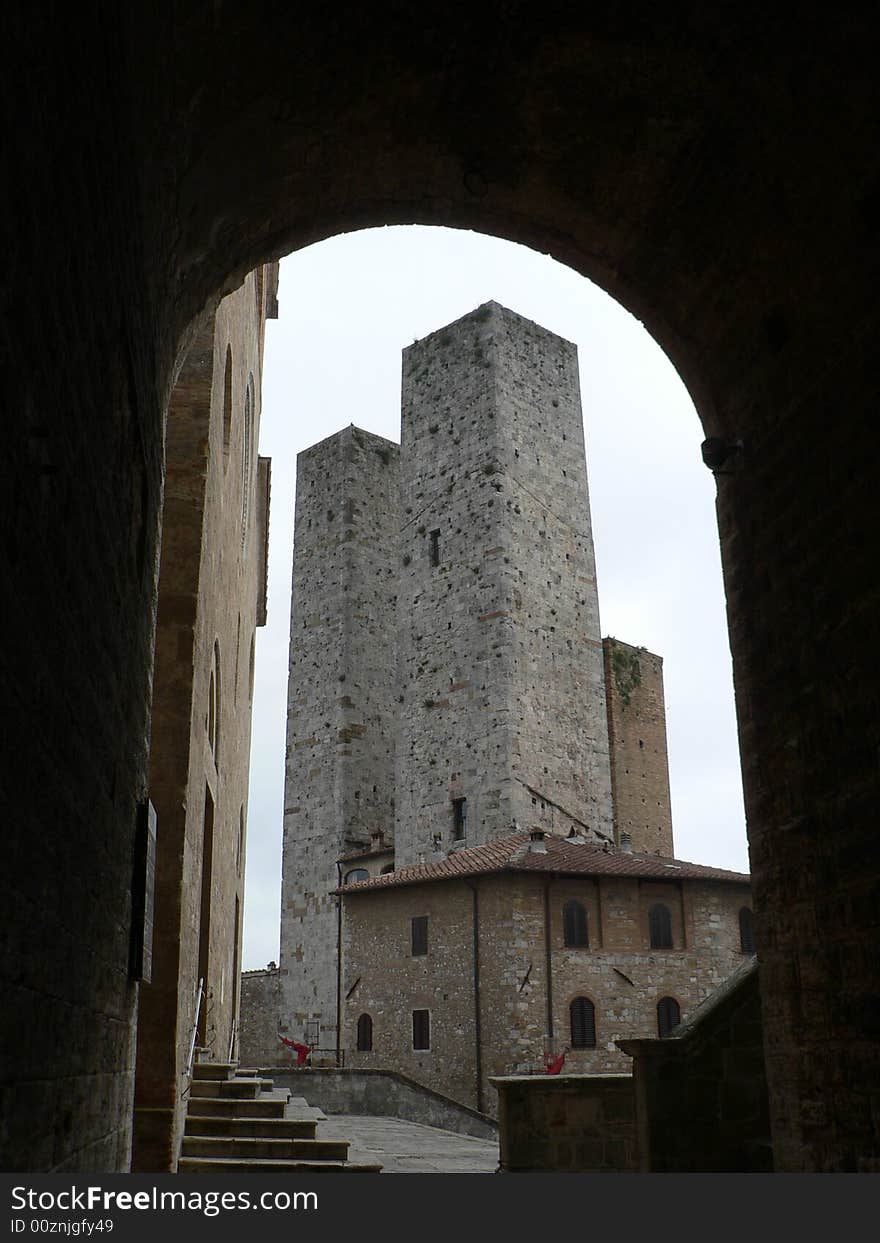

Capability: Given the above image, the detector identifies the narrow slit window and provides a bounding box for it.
[411,915,428,956]
[412,1009,430,1050]
[452,797,467,840]
[429,528,440,566]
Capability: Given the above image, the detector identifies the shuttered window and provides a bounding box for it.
[739,906,756,954]
[657,996,681,1038]
[412,1009,430,1050]
[411,915,428,956]
[649,902,673,949]
[569,996,596,1048]
[563,900,588,948]
[356,1013,373,1052]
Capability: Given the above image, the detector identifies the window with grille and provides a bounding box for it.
[411,915,428,956]
[563,900,588,948]
[452,797,468,840]
[649,902,673,949]
[739,906,756,954]
[412,1009,430,1050]
[356,1013,373,1052]
[569,996,596,1048]
[657,996,681,1038]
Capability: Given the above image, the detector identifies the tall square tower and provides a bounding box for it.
[394,303,613,864]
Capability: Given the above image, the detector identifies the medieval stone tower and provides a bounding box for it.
[395,303,613,863]
[278,302,664,1049]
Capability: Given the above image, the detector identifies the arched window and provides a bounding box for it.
[356,1013,373,1052]
[569,996,596,1049]
[657,996,681,1038]
[739,906,756,954]
[344,868,369,884]
[649,902,673,949]
[563,900,588,948]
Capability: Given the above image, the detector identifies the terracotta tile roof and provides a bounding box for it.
[335,833,750,894]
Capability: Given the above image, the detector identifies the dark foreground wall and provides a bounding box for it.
[491,1075,637,1173]
[620,959,771,1172]
[3,4,880,1171]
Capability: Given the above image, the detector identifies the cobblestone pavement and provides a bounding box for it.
[317,1114,499,1173]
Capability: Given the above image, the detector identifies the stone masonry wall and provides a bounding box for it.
[342,870,751,1115]
[395,304,613,866]
[492,1074,637,1172]
[342,883,479,1109]
[132,266,273,1171]
[603,638,674,855]
[239,967,281,1067]
[279,427,399,1047]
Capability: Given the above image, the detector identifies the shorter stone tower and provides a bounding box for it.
[603,637,674,855]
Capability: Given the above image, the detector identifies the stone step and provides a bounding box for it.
[287,1096,327,1121]
[178,1157,382,1174]
[186,1095,288,1119]
[192,1062,238,1081]
[181,1136,349,1161]
[185,1115,317,1140]
[189,1078,273,1099]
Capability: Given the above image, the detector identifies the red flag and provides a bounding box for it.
[545,1049,566,1075]
[279,1036,311,1065]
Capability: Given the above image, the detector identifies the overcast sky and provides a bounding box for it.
[242,225,748,970]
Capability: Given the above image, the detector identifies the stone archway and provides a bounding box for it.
[3,5,878,1171]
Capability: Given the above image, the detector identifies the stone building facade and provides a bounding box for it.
[256,301,743,1082]
[131,265,276,1170]
[339,834,752,1114]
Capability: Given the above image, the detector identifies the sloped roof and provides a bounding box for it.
[336,833,750,894]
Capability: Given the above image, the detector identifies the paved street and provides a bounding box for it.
[317,1114,499,1174]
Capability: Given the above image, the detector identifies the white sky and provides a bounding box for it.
[242,225,748,970]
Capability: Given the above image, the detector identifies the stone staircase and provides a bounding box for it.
[180,1063,381,1173]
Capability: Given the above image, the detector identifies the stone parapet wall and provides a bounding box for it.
[266,1068,498,1140]
[239,968,280,1067]
[492,1074,637,1172]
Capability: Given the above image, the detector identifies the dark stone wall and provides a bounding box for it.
[621,961,771,1172]
[0,5,167,1172]
[2,3,879,1169]
[492,1075,638,1173]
